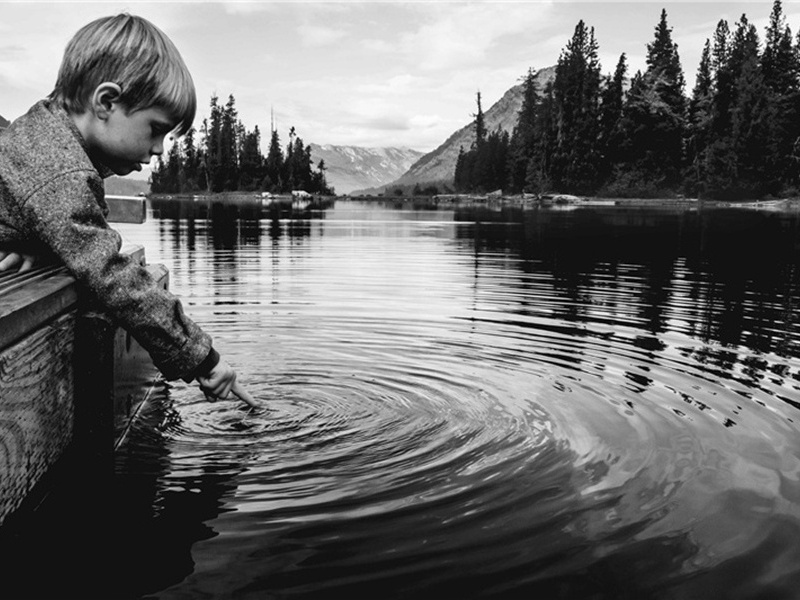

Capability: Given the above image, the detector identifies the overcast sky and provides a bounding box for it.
[2,1,797,155]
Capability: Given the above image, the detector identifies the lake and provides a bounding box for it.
[3,197,800,599]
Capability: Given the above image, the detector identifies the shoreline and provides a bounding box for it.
[144,192,800,212]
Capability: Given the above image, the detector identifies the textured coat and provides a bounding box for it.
[0,99,215,381]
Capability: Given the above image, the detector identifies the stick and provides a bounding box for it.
[231,380,260,408]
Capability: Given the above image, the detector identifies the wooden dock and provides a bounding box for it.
[0,196,163,527]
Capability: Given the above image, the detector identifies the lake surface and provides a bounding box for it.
[4,197,800,599]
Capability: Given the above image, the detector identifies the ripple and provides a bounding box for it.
[110,204,800,599]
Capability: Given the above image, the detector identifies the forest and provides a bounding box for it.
[150,94,334,195]
[455,0,800,201]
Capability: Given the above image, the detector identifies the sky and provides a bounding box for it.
[2,0,798,159]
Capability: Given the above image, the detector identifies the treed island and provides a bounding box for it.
[152,1,800,202]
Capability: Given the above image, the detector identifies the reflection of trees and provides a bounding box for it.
[151,196,333,304]
[454,205,800,391]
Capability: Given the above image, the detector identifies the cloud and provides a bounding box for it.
[218,1,280,15]
[362,2,556,72]
[297,23,347,47]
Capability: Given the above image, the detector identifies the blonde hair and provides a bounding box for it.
[49,14,196,135]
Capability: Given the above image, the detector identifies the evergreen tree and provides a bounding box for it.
[551,20,603,194]
[218,94,239,191]
[238,125,263,191]
[762,0,797,93]
[598,53,627,182]
[705,15,776,198]
[710,19,734,138]
[205,95,223,192]
[312,159,335,195]
[264,127,283,192]
[454,146,470,191]
[643,9,687,185]
[181,127,201,191]
[686,40,714,194]
[149,154,168,193]
[453,93,510,193]
[507,68,540,193]
[473,91,487,148]
[762,0,800,187]
[283,126,296,191]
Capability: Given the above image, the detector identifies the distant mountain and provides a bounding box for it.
[375,66,556,193]
[309,143,424,195]
[105,176,149,197]
[0,114,10,131]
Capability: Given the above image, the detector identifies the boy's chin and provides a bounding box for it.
[113,164,141,176]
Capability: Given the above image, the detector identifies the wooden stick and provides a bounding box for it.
[231,380,260,408]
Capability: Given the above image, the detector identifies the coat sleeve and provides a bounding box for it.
[18,170,214,381]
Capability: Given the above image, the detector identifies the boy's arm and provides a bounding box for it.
[19,171,213,381]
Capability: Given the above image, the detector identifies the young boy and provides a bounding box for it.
[0,14,253,405]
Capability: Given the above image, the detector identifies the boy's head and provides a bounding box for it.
[48,13,196,136]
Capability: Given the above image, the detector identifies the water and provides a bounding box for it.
[4,197,800,599]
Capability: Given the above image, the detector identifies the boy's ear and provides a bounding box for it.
[91,82,123,120]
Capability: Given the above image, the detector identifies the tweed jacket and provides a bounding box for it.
[0,99,216,381]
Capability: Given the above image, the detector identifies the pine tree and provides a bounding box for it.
[705,15,775,198]
[598,53,627,182]
[551,20,603,194]
[473,91,487,148]
[206,95,223,192]
[219,94,239,191]
[710,19,734,138]
[238,125,263,191]
[642,9,687,186]
[686,40,714,194]
[181,127,201,191]
[264,127,283,192]
[507,68,540,193]
[762,0,800,187]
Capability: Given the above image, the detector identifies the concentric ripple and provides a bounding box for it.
[110,202,800,599]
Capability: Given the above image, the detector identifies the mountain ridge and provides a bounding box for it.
[309,143,424,195]
[354,66,556,195]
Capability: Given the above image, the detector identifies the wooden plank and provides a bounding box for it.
[0,246,146,352]
[0,268,77,353]
[106,195,146,224]
[0,312,76,526]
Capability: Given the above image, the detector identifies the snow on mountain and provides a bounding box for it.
[309,143,424,195]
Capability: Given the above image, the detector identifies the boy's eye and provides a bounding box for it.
[151,123,173,137]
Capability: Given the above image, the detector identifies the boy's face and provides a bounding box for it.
[90,102,176,176]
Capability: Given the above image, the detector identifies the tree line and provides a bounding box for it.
[150,94,334,195]
[455,0,800,200]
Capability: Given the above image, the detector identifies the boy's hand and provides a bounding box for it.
[0,251,36,273]
[197,359,237,402]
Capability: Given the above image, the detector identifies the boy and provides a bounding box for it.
[0,14,253,406]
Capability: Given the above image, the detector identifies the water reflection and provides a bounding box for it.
[3,198,800,599]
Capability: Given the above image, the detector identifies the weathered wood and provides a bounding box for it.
[106,195,147,224]
[0,312,76,523]
[0,246,145,353]
[0,267,77,353]
[0,243,164,526]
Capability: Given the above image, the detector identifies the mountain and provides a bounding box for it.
[0,114,10,131]
[371,66,556,194]
[105,176,149,196]
[309,143,424,195]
